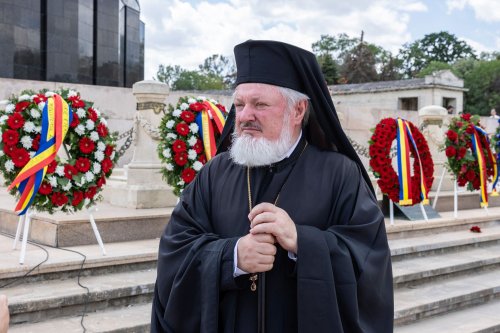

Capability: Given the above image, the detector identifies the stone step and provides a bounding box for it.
[392,243,500,287]
[4,269,156,324]
[8,302,151,333]
[389,224,500,260]
[394,298,500,333]
[394,268,500,325]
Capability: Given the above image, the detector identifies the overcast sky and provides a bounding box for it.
[139,0,500,80]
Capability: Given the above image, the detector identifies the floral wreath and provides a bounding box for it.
[0,89,118,213]
[369,118,434,204]
[444,113,495,191]
[157,96,227,196]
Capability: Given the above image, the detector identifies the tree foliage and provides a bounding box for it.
[461,59,500,115]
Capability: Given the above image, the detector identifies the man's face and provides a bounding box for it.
[233,83,289,142]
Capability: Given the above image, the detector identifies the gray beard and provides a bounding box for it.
[229,117,294,167]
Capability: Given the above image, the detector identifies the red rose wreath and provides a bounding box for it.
[369,118,434,204]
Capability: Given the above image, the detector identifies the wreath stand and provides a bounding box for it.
[12,207,106,265]
[387,199,428,225]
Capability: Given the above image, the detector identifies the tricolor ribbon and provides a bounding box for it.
[195,101,226,161]
[396,118,413,205]
[404,121,430,205]
[471,126,498,205]
[7,94,72,215]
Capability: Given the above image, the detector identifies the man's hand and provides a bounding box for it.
[237,233,276,273]
[249,203,298,254]
[0,295,9,333]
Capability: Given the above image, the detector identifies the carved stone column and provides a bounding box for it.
[107,80,178,208]
[418,105,453,191]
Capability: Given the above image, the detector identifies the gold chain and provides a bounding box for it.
[246,142,308,292]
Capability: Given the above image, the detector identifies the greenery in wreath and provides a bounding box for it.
[0,89,118,214]
[157,96,227,196]
[368,118,434,204]
[444,113,495,191]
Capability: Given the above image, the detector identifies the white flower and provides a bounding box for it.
[85,171,95,182]
[56,165,65,177]
[172,109,182,117]
[63,182,72,191]
[29,151,36,158]
[93,162,101,174]
[94,150,104,162]
[0,130,2,143]
[18,94,31,101]
[90,131,99,141]
[110,151,115,160]
[197,96,206,101]
[177,179,185,186]
[48,176,57,187]
[97,141,106,151]
[180,103,189,110]
[21,136,32,149]
[86,119,95,130]
[189,123,199,134]
[166,120,175,129]
[0,115,8,125]
[0,150,4,157]
[30,108,41,119]
[34,126,41,134]
[76,108,86,118]
[84,198,90,206]
[162,148,171,158]
[187,136,197,147]
[100,117,107,126]
[68,90,77,97]
[5,160,14,172]
[94,108,101,117]
[23,121,35,133]
[75,124,85,136]
[188,149,197,160]
[166,133,177,140]
[193,161,203,171]
[75,177,86,187]
[38,102,46,110]
[45,91,55,97]
[166,163,174,171]
[5,104,15,114]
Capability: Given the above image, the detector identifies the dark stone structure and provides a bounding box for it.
[0,0,144,87]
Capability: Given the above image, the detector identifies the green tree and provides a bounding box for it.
[172,71,225,91]
[198,54,236,87]
[317,54,340,84]
[416,61,454,78]
[398,31,477,77]
[340,42,378,83]
[462,59,500,115]
[156,64,183,87]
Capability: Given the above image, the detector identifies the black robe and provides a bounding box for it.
[151,140,394,332]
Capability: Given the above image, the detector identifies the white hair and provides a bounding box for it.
[276,86,310,125]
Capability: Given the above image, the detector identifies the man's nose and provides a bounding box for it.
[237,105,256,122]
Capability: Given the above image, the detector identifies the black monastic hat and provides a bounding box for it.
[217,40,374,194]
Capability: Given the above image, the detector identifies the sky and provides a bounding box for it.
[139,0,500,80]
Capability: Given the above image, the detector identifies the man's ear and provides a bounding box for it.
[292,99,308,125]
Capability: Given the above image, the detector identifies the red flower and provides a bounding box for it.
[32,134,41,151]
[47,160,58,174]
[12,148,30,168]
[104,145,114,157]
[2,129,19,145]
[71,191,84,206]
[470,225,481,233]
[172,139,187,153]
[51,192,68,206]
[189,102,204,112]
[174,152,188,166]
[466,169,476,181]
[180,111,195,123]
[70,113,80,128]
[445,146,456,157]
[193,139,203,154]
[85,186,97,199]
[457,147,467,159]
[79,137,95,154]
[446,130,458,141]
[102,158,113,173]
[38,182,53,195]
[198,154,207,164]
[75,157,91,172]
[7,112,25,129]
[97,123,108,137]
[68,96,85,108]
[176,123,189,136]
[216,104,226,112]
[33,94,47,104]
[181,168,196,183]
[97,176,106,187]
[461,113,471,121]
[466,125,475,134]
[87,108,98,122]
[64,164,78,179]
[456,121,463,128]
[15,101,30,113]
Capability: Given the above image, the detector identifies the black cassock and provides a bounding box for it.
[151,139,394,333]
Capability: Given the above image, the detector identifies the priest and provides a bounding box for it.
[151,40,394,332]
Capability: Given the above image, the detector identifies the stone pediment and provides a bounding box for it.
[424,70,464,88]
